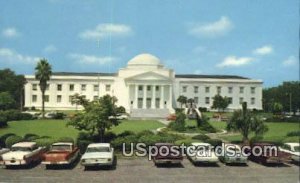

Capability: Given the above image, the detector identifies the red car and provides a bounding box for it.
[42,142,79,168]
[249,143,289,164]
[166,114,176,121]
[152,143,183,166]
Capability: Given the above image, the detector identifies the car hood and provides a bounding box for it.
[81,152,112,159]
[2,151,30,160]
[0,148,9,155]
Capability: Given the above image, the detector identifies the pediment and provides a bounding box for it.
[125,71,171,81]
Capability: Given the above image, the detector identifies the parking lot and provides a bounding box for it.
[0,158,299,183]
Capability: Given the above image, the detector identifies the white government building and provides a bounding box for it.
[24,53,263,118]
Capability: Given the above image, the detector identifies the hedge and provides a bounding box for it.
[5,135,23,148]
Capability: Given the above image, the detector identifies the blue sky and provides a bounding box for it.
[0,0,299,87]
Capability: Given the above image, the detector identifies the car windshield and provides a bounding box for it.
[86,147,110,153]
[293,146,300,152]
[11,146,31,151]
[196,145,210,151]
[51,145,71,151]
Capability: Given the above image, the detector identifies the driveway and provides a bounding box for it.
[0,158,299,183]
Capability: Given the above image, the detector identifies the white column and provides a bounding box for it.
[151,85,156,109]
[160,85,164,109]
[143,85,147,109]
[169,85,172,109]
[134,84,138,109]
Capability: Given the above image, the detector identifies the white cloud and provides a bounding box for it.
[2,27,20,38]
[188,16,233,38]
[253,45,273,55]
[43,45,57,54]
[0,48,40,64]
[217,56,254,68]
[282,56,297,67]
[68,53,116,65]
[79,23,133,40]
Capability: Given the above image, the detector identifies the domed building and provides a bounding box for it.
[24,53,263,118]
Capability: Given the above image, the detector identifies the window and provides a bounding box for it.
[93,96,98,101]
[239,87,244,94]
[251,97,255,105]
[155,86,159,91]
[182,86,187,93]
[205,97,210,104]
[45,95,49,102]
[239,97,244,104]
[138,85,143,91]
[32,84,37,91]
[217,86,221,94]
[205,86,210,93]
[69,84,74,91]
[46,84,50,91]
[94,85,99,91]
[106,84,111,91]
[57,84,62,91]
[194,97,199,104]
[251,87,255,94]
[69,96,73,103]
[228,87,233,94]
[57,95,62,103]
[228,97,233,104]
[81,84,86,91]
[147,85,151,91]
[32,95,37,102]
[194,86,199,93]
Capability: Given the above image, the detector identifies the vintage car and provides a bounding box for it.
[42,142,79,168]
[279,143,300,162]
[80,143,114,168]
[187,142,218,164]
[0,147,10,165]
[152,143,183,165]
[219,144,248,164]
[249,142,288,164]
[1,142,46,167]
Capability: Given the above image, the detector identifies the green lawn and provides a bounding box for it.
[0,119,165,139]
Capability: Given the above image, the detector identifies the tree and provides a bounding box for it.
[0,69,26,110]
[211,94,230,112]
[67,95,122,142]
[227,102,268,144]
[0,92,16,110]
[168,111,186,132]
[70,93,89,110]
[35,59,52,118]
[272,102,283,115]
[177,95,187,108]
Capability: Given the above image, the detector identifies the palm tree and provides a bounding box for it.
[35,59,52,118]
[227,102,268,144]
[177,95,187,108]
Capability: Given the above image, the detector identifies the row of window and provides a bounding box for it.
[32,95,99,103]
[182,86,256,94]
[32,84,111,92]
[138,85,160,91]
[193,97,256,105]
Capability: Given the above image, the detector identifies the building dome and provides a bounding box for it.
[128,53,162,66]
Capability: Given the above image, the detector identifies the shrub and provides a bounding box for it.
[118,130,136,138]
[204,139,223,147]
[57,137,74,143]
[31,106,36,110]
[5,135,23,148]
[168,112,186,132]
[34,138,57,150]
[136,130,154,138]
[198,107,207,112]
[52,112,66,119]
[138,135,161,146]
[111,135,138,151]
[23,133,40,141]
[198,122,217,133]
[77,140,93,154]
[192,134,210,141]
[287,131,300,137]
[174,139,194,146]
[0,133,15,147]
[175,108,184,113]
[104,131,117,142]
[0,114,8,128]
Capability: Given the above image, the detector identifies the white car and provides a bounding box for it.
[279,143,300,162]
[219,144,248,164]
[187,142,219,164]
[0,148,10,165]
[80,143,115,168]
[1,142,46,166]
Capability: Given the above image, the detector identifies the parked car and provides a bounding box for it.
[0,147,10,165]
[279,143,300,162]
[1,142,46,167]
[80,143,115,168]
[187,142,218,164]
[42,142,79,168]
[219,144,248,165]
[109,113,129,120]
[249,142,288,164]
[166,114,176,121]
[152,143,183,165]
